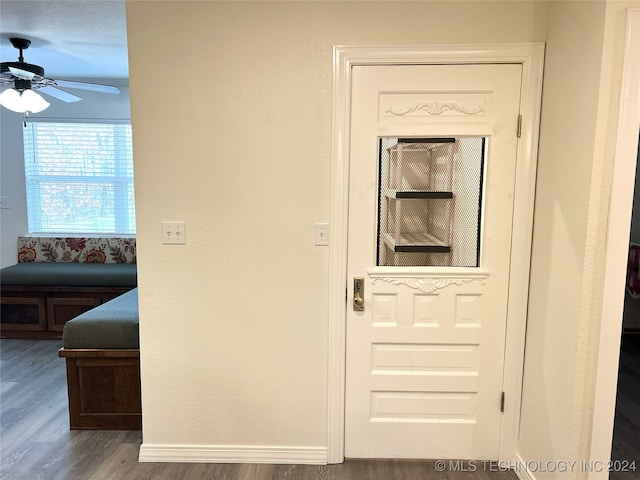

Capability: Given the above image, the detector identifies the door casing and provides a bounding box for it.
[327,44,545,464]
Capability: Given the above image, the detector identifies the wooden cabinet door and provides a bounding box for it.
[47,297,101,332]
[1,297,46,331]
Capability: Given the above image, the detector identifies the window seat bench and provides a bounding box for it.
[58,288,141,430]
[1,262,137,338]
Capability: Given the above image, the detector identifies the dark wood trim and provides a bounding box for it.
[1,285,133,295]
[59,348,140,358]
[0,330,64,339]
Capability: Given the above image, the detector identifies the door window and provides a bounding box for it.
[376,137,486,267]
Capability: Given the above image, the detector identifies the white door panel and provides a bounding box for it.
[344,64,522,459]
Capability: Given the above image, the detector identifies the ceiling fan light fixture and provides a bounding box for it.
[0,88,50,113]
[2,37,121,110]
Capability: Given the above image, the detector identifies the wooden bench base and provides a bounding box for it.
[2,286,133,339]
[58,348,141,430]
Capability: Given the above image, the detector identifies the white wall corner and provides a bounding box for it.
[589,7,640,480]
[138,444,328,465]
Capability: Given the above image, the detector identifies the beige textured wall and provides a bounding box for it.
[519,1,639,477]
[520,0,606,467]
[126,0,547,450]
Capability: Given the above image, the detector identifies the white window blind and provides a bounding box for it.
[23,121,136,235]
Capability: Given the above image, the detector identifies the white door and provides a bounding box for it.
[344,64,523,460]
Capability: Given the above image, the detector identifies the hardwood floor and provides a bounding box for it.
[611,334,640,480]
[0,339,544,479]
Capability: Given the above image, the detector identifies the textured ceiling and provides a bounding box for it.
[0,0,129,84]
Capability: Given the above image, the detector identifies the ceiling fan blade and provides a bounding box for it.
[54,79,120,94]
[8,66,39,81]
[37,86,82,103]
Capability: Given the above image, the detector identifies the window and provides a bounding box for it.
[23,121,136,235]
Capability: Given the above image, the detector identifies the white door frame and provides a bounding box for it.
[589,9,640,480]
[327,44,545,464]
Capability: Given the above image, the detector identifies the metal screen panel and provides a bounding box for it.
[377,137,486,267]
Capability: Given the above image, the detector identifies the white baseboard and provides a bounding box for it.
[514,453,536,480]
[138,443,327,465]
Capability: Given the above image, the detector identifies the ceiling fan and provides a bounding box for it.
[0,37,120,113]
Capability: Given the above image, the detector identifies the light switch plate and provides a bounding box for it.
[162,221,186,245]
[0,196,10,209]
[314,223,329,246]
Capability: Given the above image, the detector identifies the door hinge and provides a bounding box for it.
[517,115,522,138]
[500,392,505,413]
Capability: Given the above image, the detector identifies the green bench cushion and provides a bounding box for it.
[63,288,139,349]
[0,262,137,287]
